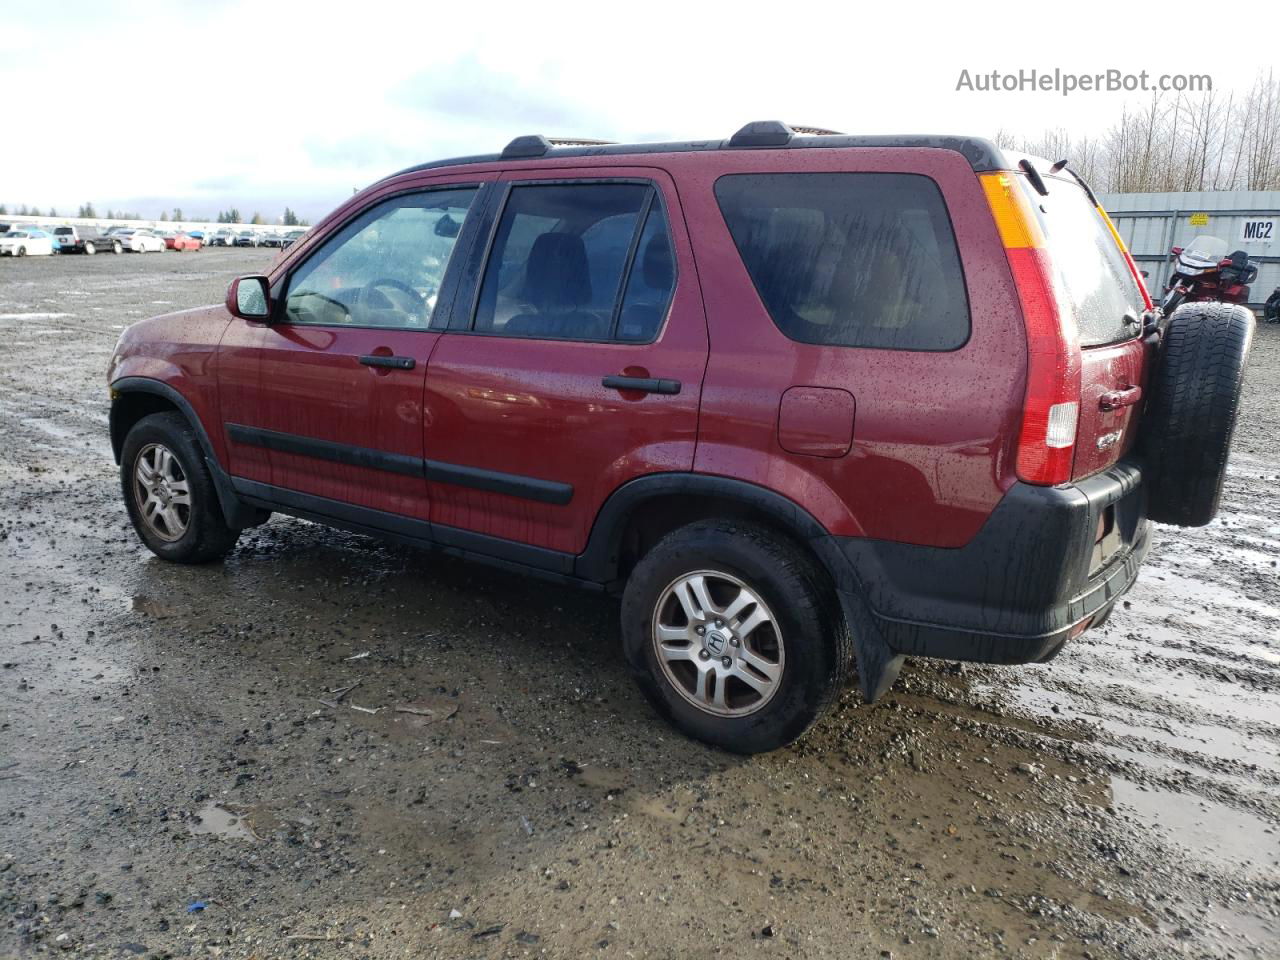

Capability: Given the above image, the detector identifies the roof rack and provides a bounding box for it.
[500,135,616,159]
[727,121,844,147]
[789,124,844,137]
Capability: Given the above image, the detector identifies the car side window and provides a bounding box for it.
[616,204,675,342]
[473,183,674,342]
[282,187,478,329]
[715,173,969,351]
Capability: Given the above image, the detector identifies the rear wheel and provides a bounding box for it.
[1143,302,1254,526]
[113,241,122,254]
[121,412,240,563]
[621,520,851,753]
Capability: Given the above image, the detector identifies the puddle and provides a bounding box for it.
[1201,901,1279,954]
[128,595,175,618]
[1110,778,1280,874]
[1136,568,1280,622]
[21,417,77,440]
[188,801,258,841]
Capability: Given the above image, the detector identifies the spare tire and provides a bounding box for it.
[1142,302,1254,527]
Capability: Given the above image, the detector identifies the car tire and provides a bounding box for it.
[113,241,122,254]
[84,242,96,255]
[621,519,852,754]
[121,412,240,564]
[1143,301,1254,527]
[16,246,25,257]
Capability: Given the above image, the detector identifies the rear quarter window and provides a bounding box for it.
[714,173,970,351]
[1020,176,1143,347]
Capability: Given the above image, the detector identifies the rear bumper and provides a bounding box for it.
[835,458,1150,665]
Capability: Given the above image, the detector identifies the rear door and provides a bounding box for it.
[1018,171,1149,479]
[422,168,707,555]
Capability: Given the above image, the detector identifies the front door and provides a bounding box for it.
[217,181,485,523]
[423,169,708,555]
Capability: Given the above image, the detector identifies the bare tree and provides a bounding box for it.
[995,70,1280,193]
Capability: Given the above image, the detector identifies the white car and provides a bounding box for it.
[119,229,166,253]
[0,229,55,257]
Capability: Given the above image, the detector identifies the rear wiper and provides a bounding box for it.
[1019,158,1049,197]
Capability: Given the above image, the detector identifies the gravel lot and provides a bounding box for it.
[1,249,1278,958]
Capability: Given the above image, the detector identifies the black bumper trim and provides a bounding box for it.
[835,458,1151,665]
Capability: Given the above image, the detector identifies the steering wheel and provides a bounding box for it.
[356,278,425,326]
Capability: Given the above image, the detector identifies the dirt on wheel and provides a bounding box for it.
[1,250,1278,958]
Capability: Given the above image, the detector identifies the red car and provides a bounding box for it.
[165,232,201,252]
[106,124,1252,753]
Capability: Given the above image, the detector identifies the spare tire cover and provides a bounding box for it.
[1142,302,1254,527]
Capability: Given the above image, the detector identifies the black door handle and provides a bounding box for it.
[602,375,681,395]
[359,354,415,370]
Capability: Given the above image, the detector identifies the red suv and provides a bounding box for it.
[108,122,1252,753]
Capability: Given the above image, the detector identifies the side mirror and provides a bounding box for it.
[226,275,270,320]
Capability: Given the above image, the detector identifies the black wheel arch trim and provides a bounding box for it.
[575,472,832,583]
[109,377,264,530]
[574,472,902,701]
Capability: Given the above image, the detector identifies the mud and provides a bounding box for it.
[1,249,1277,958]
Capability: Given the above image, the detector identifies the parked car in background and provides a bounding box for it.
[119,229,166,253]
[209,230,236,247]
[54,226,124,254]
[234,230,259,248]
[281,229,307,248]
[165,232,201,252]
[259,233,287,248]
[0,228,55,256]
[187,231,206,245]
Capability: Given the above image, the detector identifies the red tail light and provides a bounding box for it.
[981,173,1081,486]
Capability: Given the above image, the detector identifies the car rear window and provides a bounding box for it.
[714,173,970,351]
[1018,175,1144,347]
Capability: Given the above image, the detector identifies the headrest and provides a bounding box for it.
[519,233,590,309]
[642,232,674,290]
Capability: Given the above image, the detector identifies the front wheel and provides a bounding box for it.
[121,412,240,563]
[113,241,122,254]
[84,242,96,255]
[621,520,852,753]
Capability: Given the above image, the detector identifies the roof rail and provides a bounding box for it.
[728,121,794,147]
[547,137,615,147]
[501,135,553,159]
[500,135,616,159]
[789,124,844,136]
[728,121,844,147]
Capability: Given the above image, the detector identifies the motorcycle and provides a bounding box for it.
[1265,286,1280,324]
[1160,235,1258,317]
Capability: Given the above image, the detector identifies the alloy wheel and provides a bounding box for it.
[132,442,192,542]
[652,569,785,717]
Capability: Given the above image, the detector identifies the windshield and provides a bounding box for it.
[3,231,27,237]
[1018,174,1143,347]
[1183,235,1228,261]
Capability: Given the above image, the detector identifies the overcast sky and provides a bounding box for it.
[3,1,1275,223]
